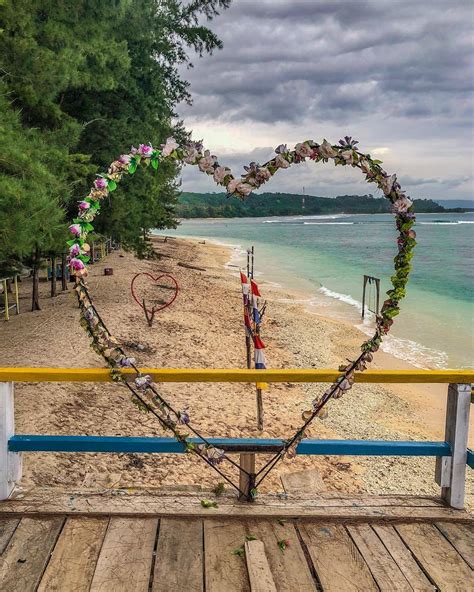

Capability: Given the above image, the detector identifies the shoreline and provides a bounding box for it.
[169,232,451,371]
[0,237,472,506]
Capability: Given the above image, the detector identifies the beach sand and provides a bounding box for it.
[1,237,472,505]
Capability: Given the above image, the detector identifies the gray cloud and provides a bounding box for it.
[177,0,474,200]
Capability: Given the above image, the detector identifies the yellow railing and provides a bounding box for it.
[0,367,473,383]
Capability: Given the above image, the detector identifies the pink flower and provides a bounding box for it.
[198,150,217,173]
[392,195,413,213]
[94,177,108,190]
[161,137,179,157]
[213,166,231,183]
[69,244,81,257]
[138,144,153,158]
[236,182,253,196]
[69,258,85,271]
[380,174,397,196]
[319,140,338,159]
[119,154,131,164]
[274,154,290,169]
[78,201,90,211]
[295,142,312,158]
[227,178,240,194]
[69,224,81,236]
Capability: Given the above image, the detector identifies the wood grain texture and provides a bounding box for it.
[152,518,203,592]
[251,520,316,591]
[281,469,326,494]
[2,490,470,522]
[89,517,157,592]
[245,540,277,592]
[204,519,250,592]
[396,523,473,591]
[0,517,64,591]
[372,524,435,591]
[435,521,474,569]
[298,522,377,591]
[38,517,108,592]
[347,524,412,591]
[0,518,19,554]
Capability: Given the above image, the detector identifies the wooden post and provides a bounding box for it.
[361,275,368,319]
[61,254,68,291]
[0,382,22,499]
[435,383,471,509]
[2,279,8,321]
[239,452,256,501]
[13,275,19,314]
[50,256,57,298]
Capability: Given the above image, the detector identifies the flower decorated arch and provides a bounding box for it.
[68,136,416,496]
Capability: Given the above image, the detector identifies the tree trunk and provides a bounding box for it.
[61,254,68,291]
[50,256,57,298]
[31,247,41,311]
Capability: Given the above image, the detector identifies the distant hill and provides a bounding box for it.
[177,192,449,218]
[435,199,474,210]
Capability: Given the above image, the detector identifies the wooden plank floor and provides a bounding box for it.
[0,490,472,591]
[0,515,472,591]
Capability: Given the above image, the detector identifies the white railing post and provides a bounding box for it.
[435,383,471,509]
[0,382,22,499]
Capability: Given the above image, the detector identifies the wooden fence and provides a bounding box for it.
[0,368,472,507]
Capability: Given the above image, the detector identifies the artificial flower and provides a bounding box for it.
[161,137,179,157]
[138,144,153,158]
[213,165,231,183]
[70,258,85,271]
[94,177,108,190]
[78,201,90,211]
[274,154,290,169]
[319,139,338,159]
[69,244,81,257]
[198,150,217,173]
[69,224,81,236]
[295,142,312,158]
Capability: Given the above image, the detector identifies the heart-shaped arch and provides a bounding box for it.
[68,136,416,496]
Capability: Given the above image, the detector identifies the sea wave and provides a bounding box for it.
[319,286,448,368]
[418,221,473,225]
[303,222,354,225]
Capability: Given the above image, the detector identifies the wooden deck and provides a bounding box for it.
[0,489,472,591]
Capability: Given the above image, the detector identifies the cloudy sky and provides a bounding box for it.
[177,0,473,201]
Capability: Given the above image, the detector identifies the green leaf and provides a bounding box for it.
[129,162,137,174]
[200,499,218,508]
[151,158,158,170]
[108,180,117,191]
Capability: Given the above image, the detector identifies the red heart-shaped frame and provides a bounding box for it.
[130,273,179,315]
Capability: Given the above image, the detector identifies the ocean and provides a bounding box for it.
[154,212,474,369]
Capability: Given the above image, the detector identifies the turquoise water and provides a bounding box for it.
[155,212,474,369]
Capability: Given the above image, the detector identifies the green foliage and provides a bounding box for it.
[0,0,229,276]
[177,192,447,218]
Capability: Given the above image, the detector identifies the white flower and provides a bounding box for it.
[319,139,338,159]
[295,142,312,158]
[227,178,240,194]
[274,154,290,169]
[198,150,217,173]
[236,182,254,196]
[359,159,371,174]
[213,165,231,183]
[184,146,199,164]
[380,174,397,196]
[256,167,271,181]
[161,137,179,157]
[392,195,413,213]
[341,150,354,165]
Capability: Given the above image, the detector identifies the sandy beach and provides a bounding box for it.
[1,237,472,505]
